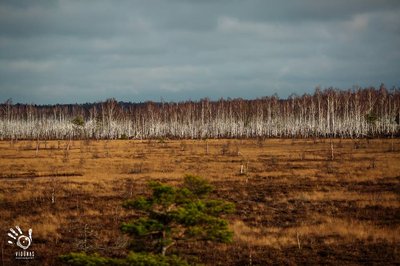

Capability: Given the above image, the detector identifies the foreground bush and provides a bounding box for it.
[59,252,189,266]
[60,175,234,265]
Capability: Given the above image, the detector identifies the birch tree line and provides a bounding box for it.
[1,86,399,140]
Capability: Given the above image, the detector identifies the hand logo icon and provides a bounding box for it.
[7,226,32,250]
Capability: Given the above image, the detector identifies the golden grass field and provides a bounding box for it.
[0,138,399,265]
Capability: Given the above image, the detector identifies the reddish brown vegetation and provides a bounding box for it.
[0,138,399,265]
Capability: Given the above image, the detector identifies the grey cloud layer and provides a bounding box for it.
[0,0,399,104]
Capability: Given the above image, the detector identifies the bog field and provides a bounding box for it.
[0,138,399,265]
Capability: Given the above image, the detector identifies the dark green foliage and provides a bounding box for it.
[59,252,189,266]
[59,252,118,266]
[365,112,378,124]
[183,174,213,197]
[121,218,164,236]
[122,175,235,255]
[120,133,128,140]
[71,116,85,127]
[125,252,189,266]
[60,175,234,265]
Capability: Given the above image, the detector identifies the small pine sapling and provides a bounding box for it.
[59,175,235,265]
[121,175,235,256]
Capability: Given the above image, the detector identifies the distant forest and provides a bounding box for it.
[1,86,399,140]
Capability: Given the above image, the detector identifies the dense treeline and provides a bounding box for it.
[1,86,399,140]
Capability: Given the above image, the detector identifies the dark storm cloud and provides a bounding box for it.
[0,0,399,104]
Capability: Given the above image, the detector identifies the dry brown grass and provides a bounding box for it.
[233,217,400,247]
[293,216,400,244]
[293,191,399,208]
[232,220,296,247]
[0,138,399,265]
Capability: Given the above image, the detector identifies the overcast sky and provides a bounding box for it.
[0,0,399,104]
